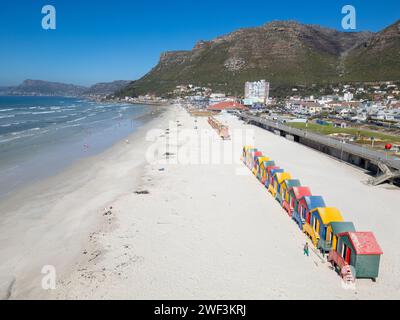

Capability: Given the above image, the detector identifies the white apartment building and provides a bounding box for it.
[244,80,270,104]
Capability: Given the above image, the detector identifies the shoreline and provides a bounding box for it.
[0,99,165,200]
[0,104,173,299]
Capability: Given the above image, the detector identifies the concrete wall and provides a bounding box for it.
[248,119,381,174]
[298,136,378,172]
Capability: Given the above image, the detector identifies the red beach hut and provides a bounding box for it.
[284,186,312,216]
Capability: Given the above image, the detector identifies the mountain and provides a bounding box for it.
[9,79,87,96]
[120,20,400,97]
[0,86,13,95]
[84,80,130,96]
[343,20,400,81]
[3,79,132,97]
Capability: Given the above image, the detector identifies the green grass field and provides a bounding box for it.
[287,122,400,144]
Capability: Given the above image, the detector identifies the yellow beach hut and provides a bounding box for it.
[242,146,255,167]
[253,156,270,177]
[258,160,276,184]
[322,221,356,253]
[269,172,292,198]
[303,207,343,248]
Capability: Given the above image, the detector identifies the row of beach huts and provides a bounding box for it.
[242,145,383,283]
[208,116,231,140]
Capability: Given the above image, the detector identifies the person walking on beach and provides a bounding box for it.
[304,242,309,256]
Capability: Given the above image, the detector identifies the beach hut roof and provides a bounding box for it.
[304,196,326,210]
[269,167,283,175]
[276,172,292,184]
[329,221,355,235]
[263,161,276,167]
[291,186,312,200]
[312,207,343,224]
[256,156,270,165]
[284,179,301,189]
[339,232,383,255]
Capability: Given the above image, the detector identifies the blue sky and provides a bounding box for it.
[0,0,399,86]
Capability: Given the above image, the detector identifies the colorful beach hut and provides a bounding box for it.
[303,207,343,248]
[284,186,311,217]
[245,148,258,169]
[249,151,262,170]
[328,232,383,281]
[242,146,254,164]
[265,166,282,189]
[320,221,356,253]
[243,146,251,167]
[277,179,301,207]
[269,172,292,198]
[258,160,276,184]
[253,156,270,177]
[292,195,326,230]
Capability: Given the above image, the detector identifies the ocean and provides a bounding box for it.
[0,96,156,198]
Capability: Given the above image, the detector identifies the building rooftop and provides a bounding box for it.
[207,101,248,111]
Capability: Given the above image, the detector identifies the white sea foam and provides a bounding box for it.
[1,121,26,127]
[0,115,15,119]
[0,136,21,143]
[32,111,57,115]
[67,116,87,123]
[9,127,41,137]
[59,124,81,130]
[53,115,69,119]
[0,133,35,143]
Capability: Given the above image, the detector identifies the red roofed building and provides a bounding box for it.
[207,101,249,112]
[344,232,383,255]
[330,231,383,280]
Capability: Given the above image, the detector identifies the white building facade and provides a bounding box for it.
[244,80,270,105]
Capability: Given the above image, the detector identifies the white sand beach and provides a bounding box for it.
[1,105,400,299]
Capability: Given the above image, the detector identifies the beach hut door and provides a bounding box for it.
[341,244,351,264]
[345,248,351,264]
[312,218,318,231]
[328,231,333,245]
